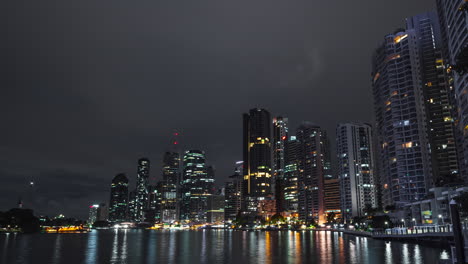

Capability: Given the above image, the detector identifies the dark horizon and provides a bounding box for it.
[2,0,435,219]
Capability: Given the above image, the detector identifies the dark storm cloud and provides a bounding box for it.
[2,0,434,218]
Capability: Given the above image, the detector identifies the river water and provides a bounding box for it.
[0,229,452,264]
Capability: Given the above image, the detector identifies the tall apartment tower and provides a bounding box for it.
[109,173,129,222]
[336,123,377,223]
[371,12,462,208]
[296,122,331,225]
[180,150,214,222]
[436,0,468,181]
[273,116,288,213]
[407,13,460,186]
[242,108,273,214]
[135,158,150,222]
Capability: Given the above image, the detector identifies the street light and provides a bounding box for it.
[401,219,405,227]
[438,214,444,225]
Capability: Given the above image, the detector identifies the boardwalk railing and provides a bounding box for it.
[372,225,453,236]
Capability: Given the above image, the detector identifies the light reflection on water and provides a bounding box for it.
[0,230,451,264]
[52,234,62,264]
[385,241,393,264]
[85,230,98,264]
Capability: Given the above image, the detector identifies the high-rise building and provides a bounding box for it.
[224,162,243,223]
[207,194,225,223]
[283,136,300,216]
[146,185,159,223]
[372,12,461,208]
[127,190,137,221]
[273,116,288,213]
[436,0,468,181]
[160,152,179,223]
[296,123,331,225]
[97,203,108,222]
[136,158,150,222]
[109,173,129,222]
[242,108,273,214]
[88,204,99,225]
[180,150,214,223]
[407,13,461,186]
[324,178,341,222]
[336,123,377,223]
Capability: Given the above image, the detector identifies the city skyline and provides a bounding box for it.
[2,0,439,219]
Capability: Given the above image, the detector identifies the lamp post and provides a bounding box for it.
[401,219,405,227]
[438,214,444,225]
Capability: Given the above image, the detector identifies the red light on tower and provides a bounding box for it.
[174,132,179,136]
[281,136,287,140]
[174,141,178,145]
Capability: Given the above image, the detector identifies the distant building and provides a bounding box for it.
[160,152,180,223]
[180,150,214,223]
[127,190,137,221]
[109,173,128,222]
[135,158,150,222]
[242,108,273,215]
[207,195,225,223]
[337,123,377,223]
[257,199,277,221]
[147,185,159,223]
[273,116,288,213]
[296,123,331,225]
[97,203,108,221]
[88,205,99,225]
[283,136,300,216]
[224,162,243,223]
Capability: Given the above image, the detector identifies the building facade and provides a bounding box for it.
[436,0,468,182]
[283,136,300,216]
[109,173,129,222]
[136,158,150,222]
[337,123,377,223]
[224,162,243,223]
[273,116,289,213]
[407,13,461,186]
[242,108,273,215]
[160,152,180,223]
[372,19,433,208]
[180,150,214,223]
[296,123,331,225]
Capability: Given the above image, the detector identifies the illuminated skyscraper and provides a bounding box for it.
[109,173,129,222]
[160,152,180,223]
[88,205,99,225]
[135,158,150,222]
[273,116,288,213]
[283,136,300,215]
[337,123,377,223]
[128,190,137,221]
[180,150,215,222]
[242,108,273,214]
[372,12,460,208]
[296,123,331,225]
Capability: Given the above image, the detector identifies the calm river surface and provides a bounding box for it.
[0,229,452,264]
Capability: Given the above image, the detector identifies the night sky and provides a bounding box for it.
[2,0,434,218]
